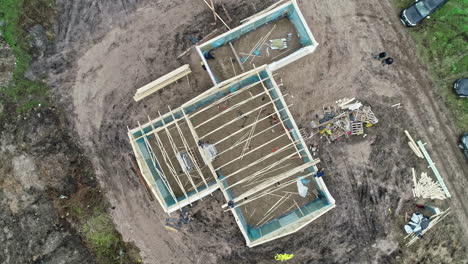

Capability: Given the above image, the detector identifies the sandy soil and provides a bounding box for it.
[45,0,468,263]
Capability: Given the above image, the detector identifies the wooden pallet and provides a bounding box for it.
[299,128,308,140]
[350,121,364,135]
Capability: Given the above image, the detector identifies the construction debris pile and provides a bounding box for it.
[308,98,378,143]
[403,131,452,247]
[404,207,451,247]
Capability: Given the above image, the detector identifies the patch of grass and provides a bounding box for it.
[59,186,141,264]
[0,0,55,114]
[83,213,123,262]
[394,0,468,131]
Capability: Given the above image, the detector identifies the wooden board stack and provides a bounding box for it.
[412,168,446,200]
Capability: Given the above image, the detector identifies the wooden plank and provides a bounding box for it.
[194,87,272,129]
[253,65,302,159]
[215,133,288,171]
[199,96,284,139]
[405,130,423,158]
[129,154,155,201]
[181,109,223,189]
[202,0,231,30]
[229,42,245,72]
[222,161,319,207]
[212,106,292,147]
[134,65,191,101]
[167,107,209,188]
[221,3,233,22]
[159,112,200,198]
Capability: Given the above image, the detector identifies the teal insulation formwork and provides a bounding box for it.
[198,0,317,84]
[199,3,313,52]
[130,66,334,245]
[131,69,278,209]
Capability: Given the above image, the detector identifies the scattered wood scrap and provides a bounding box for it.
[309,97,378,143]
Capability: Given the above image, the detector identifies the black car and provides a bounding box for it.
[454,78,468,98]
[459,133,468,159]
[400,0,449,27]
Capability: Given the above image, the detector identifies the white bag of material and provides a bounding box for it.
[410,213,423,224]
[404,225,413,234]
[296,179,308,197]
[202,144,217,162]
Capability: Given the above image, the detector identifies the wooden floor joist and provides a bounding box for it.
[221,140,300,184]
[222,161,319,208]
[167,107,209,188]
[181,109,223,189]
[212,105,292,147]
[158,111,201,199]
[199,96,286,139]
[214,118,289,158]
[253,65,303,159]
[226,174,312,211]
[215,133,288,171]
[225,151,298,190]
[136,122,181,207]
[194,87,273,129]
[148,120,191,203]
[134,64,191,102]
[189,75,271,119]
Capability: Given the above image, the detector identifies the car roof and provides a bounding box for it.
[456,78,468,96]
[423,0,448,9]
[462,134,468,146]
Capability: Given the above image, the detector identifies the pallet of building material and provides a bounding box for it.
[350,121,364,135]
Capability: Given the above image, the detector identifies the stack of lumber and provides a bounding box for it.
[412,168,446,200]
[404,130,423,158]
[133,65,191,102]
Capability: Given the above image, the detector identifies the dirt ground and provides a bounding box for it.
[41,0,468,263]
